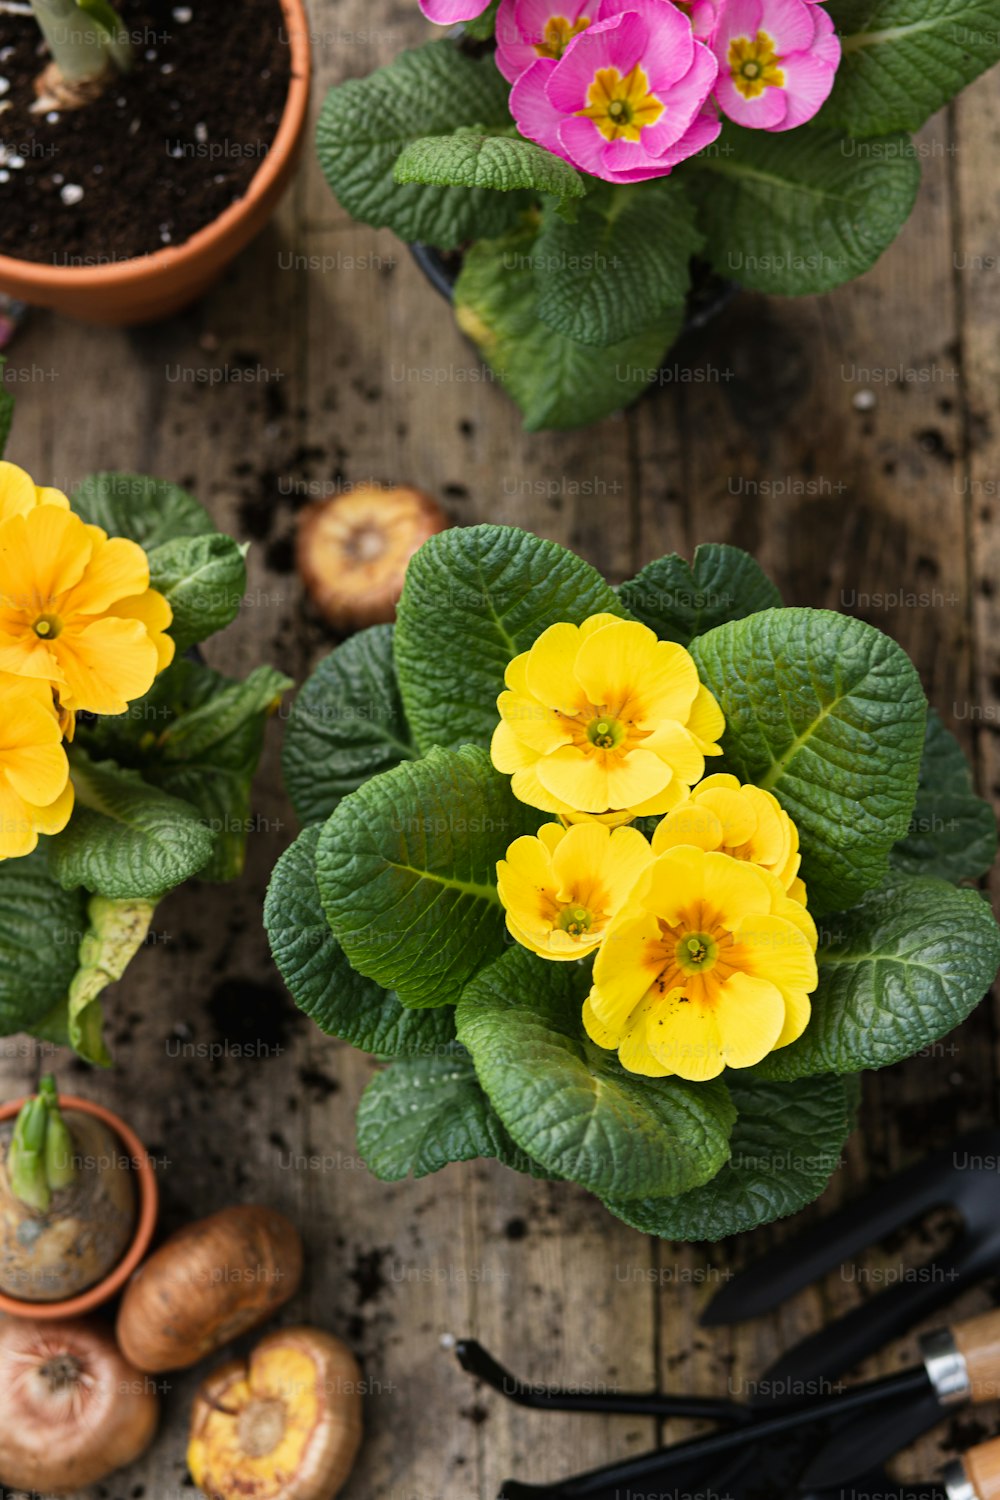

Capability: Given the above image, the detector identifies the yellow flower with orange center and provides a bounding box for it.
[0,503,175,719]
[652,773,806,901]
[728,29,784,100]
[584,846,817,1081]
[577,63,664,142]
[490,614,724,821]
[0,461,70,522]
[536,12,591,59]
[498,820,653,961]
[0,674,73,860]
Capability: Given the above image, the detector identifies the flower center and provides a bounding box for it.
[33,613,62,639]
[676,930,718,973]
[536,13,591,60]
[586,715,625,751]
[728,30,784,100]
[577,63,664,143]
[557,904,594,936]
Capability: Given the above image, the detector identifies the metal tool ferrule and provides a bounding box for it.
[920,1327,973,1405]
[943,1458,976,1500]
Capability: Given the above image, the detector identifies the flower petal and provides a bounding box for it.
[536,744,610,811]
[510,57,566,152]
[0,508,93,615]
[525,621,587,712]
[712,971,787,1068]
[604,745,673,809]
[645,986,726,1080]
[591,910,665,1029]
[64,532,151,617]
[732,911,818,996]
[51,616,159,716]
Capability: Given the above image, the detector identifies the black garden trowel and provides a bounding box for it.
[463,1130,1000,1500]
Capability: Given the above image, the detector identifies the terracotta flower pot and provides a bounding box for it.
[0,0,311,325]
[0,1092,159,1320]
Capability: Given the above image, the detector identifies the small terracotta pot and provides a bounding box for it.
[0,0,311,325]
[0,1092,159,1320]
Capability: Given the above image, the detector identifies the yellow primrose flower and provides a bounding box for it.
[0,506,174,718]
[0,461,70,523]
[584,846,818,1081]
[490,614,724,821]
[651,773,806,901]
[0,674,73,861]
[498,820,653,961]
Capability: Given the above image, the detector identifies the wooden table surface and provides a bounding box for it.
[2,3,1000,1497]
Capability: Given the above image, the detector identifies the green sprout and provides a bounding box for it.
[7,1075,77,1212]
[29,0,132,96]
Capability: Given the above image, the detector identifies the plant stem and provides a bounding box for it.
[29,0,122,84]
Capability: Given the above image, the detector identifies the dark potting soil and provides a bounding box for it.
[0,0,291,265]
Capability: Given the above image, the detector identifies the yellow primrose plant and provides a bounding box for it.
[0,426,290,1066]
[267,525,1000,1241]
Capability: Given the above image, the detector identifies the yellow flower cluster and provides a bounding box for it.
[0,462,175,862]
[491,615,818,1082]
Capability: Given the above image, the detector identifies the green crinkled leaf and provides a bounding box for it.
[71,472,213,547]
[753,876,1000,1080]
[357,1051,543,1181]
[456,947,736,1199]
[602,1075,855,1242]
[49,750,214,901]
[889,709,997,884]
[316,745,535,1009]
[394,524,626,753]
[316,41,528,249]
[79,660,290,884]
[395,131,584,209]
[0,849,87,1037]
[454,222,683,430]
[147,534,248,651]
[689,124,921,296]
[534,180,701,347]
[265,826,457,1057]
[822,0,1000,135]
[282,627,417,827]
[619,543,783,646]
[691,609,927,914]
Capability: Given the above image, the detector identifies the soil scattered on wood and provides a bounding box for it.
[0,0,290,264]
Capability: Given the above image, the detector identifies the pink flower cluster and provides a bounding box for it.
[419,0,841,182]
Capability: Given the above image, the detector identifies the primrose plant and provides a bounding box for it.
[18,0,132,107]
[0,412,290,1066]
[268,526,1000,1243]
[317,0,1000,428]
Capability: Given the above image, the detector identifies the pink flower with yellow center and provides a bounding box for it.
[0,674,73,861]
[0,505,175,720]
[712,0,840,130]
[584,845,818,1081]
[511,0,720,183]
[498,820,653,959]
[490,613,724,820]
[496,0,596,83]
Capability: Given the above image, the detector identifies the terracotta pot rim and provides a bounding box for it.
[0,1091,159,1320]
[0,0,311,293]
